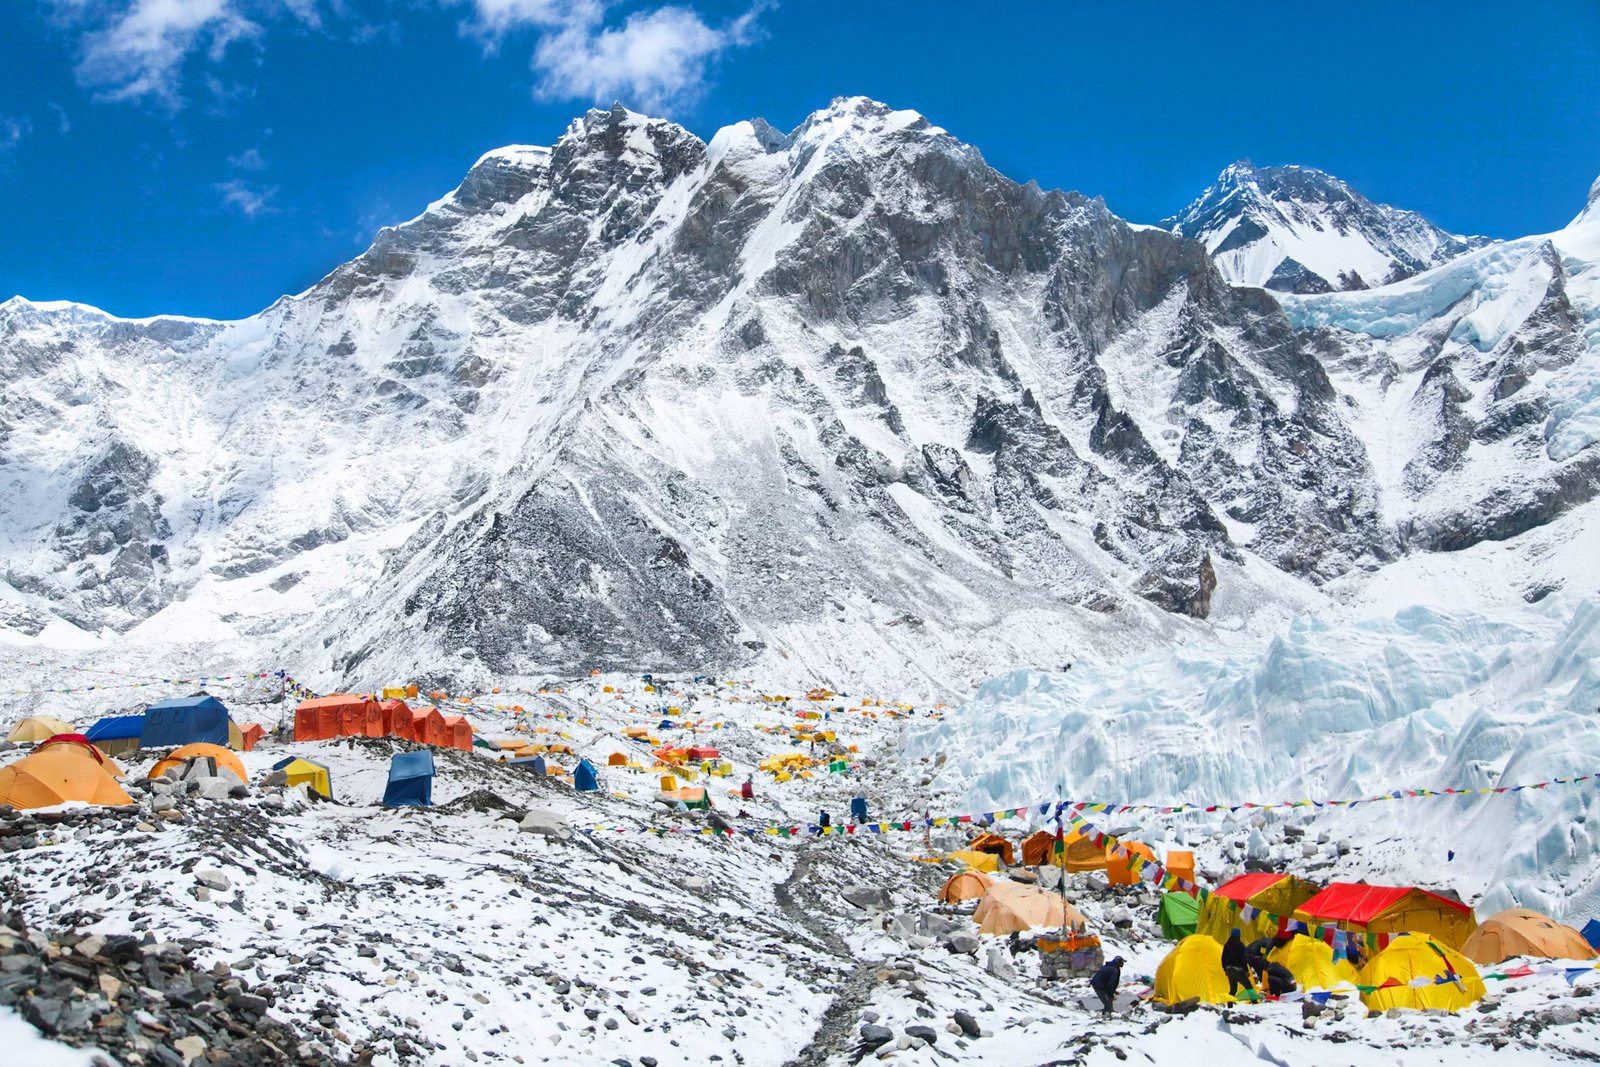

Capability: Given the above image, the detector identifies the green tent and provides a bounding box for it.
[1158,891,1200,940]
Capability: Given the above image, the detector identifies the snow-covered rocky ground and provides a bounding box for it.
[5,669,1600,1065]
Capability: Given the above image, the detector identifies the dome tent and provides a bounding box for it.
[383,750,435,807]
[1462,908,1596,964]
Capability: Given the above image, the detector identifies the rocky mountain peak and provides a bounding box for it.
[1575,174,1600,227]
[1168,160,1489,293]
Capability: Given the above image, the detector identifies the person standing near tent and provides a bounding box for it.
[740,776,754,801]
[1089,956,1124,1015]
[1222,929,1250,995]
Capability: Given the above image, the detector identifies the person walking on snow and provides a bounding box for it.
[1090,956,1124,1015]
[1222,928,1251,995]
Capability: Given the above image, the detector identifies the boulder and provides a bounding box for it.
[843,886,890,910]
[519,810,572,841]
[943,933,978,956]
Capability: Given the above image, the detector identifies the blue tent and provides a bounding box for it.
[574,758,599,792]
[849,796,868,823]
[140,695,229,747]
[85,715,145,743]
[1583,919,1600,951]
[508,755,546,775]
[383,750,435,807]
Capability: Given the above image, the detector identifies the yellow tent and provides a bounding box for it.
[1198,873,1322,945]
[1359,934,1485,1012]
[945,849,1000,873]
[972,883,1084,936]
[275,758,332,799]
[1268,935,1360,991]
[1153,935,1236,1005]
[938,870,994,903]
[6,715,73,744]
[150,743,248,784]
[1462,909,1597,965]
[0,740,133,809]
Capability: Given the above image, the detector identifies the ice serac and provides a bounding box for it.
[0,104,1592,694]
[1282,175,1600,577]
[1167,159,1491,294]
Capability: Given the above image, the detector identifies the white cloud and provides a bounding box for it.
[0,116,31,151]
[457,0,763,111]
[47,1,324,110]
[229,146,266,169]
[214,177,277,216]
[47,102,74,134]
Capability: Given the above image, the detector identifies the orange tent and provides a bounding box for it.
[969,832,1015,866]
[293,695,379,741]
[973,883,1086,936]
[418,709,449,747]
[442,715,473,751]
[380,699,413,739]
[149,743,247,784]
[607,752,629,766]
[1021,830,1057,867]
[1106,842,1157,887]
[238,723,265,751]
[1166,850,1196,888]
[0,739,134,809]
[939,870,994,903]
[1462,909,1596,965]
[1024,829,1108,871]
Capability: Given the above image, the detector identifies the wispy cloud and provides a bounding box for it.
[228,145,266,170]
[214,176,277,217]
[47,102,73,134]
[456,1,766,111]
[1,116,31,151]
[44,1,325,111]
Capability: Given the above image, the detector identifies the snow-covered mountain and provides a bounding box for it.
[0,99,1595,698]
[1166,159,1491,293]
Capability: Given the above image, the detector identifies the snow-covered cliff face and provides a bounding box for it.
[0,99,1595,696]
[1167,160,1490,294]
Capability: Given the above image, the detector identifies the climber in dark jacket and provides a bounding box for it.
[1089,956,1124,1015]
[1263,961,1297,996]
[1222,929,1251,995]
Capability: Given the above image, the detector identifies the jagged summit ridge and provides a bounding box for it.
[0,100,1595,697]
[1166,159,1491,293]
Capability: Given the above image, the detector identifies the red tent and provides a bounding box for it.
[1212,872,1293,904]
[362,700,384,738]
[380,699,412,739]
[239,724,265,751]
[1295,882,1477,949]
[686,746,721,761]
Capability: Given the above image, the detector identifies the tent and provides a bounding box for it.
[1166,850,1196,886]
[382,750,435,807]
[238,723,265,751]
[1358,933,1485,1012]
[686,746,720,761]
[84,715,145,758]
[150,743,247,784]
[1462,909,1596,964]
[271,756,333,799]
[0,739,134,809]
[419,709,449,747]
[442,715,473,751]
[1268,934,1360,991]
[945,849,1000,874]
[1198,873,1322,945]
[1021,828,1107,871]
[939,870,995,904]
[1584,919,1600,951]
[379,699,412,738]
[574,758,599,792]
[293,695,366,741]
[1153,935,1236,1005]
[6,715,74,744]
[660,786,710,810]
[1158,891,1200,940]
[1295,883,1477,950]
[969,832,1015,866]
[1106,842,1156,886]
[972,883,1084,936]
[607,752,629,766]
[508,755,547,775]
[141,696,230,748]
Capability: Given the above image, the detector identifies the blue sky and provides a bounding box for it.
[3,0,1597,319]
